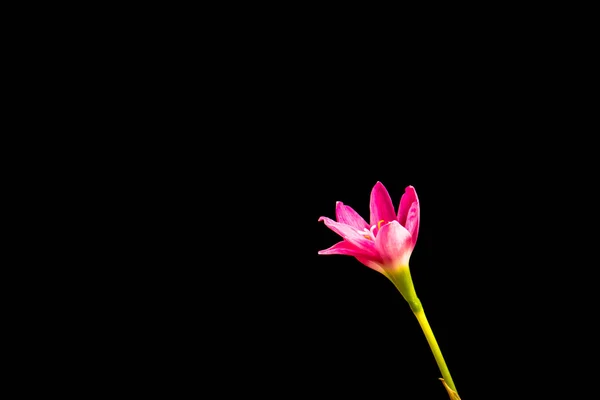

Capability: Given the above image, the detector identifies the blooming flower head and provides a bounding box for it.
[318,182,420,277]
[319,183,460,392]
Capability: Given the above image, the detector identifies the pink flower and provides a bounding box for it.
[318,182,420,276]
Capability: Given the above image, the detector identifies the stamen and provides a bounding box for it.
[361,228,372,240]
[362,222,385,241]
[369,224,378,238]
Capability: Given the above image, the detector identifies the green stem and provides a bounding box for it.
[413,308,458,394]
[387,266,459,396]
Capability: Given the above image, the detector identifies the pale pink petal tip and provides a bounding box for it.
[369,181,396,227]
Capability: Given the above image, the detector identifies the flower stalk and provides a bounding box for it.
[414,308,458,397]
[387,267,459,398]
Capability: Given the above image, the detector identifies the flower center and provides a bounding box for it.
[362,220,385,240]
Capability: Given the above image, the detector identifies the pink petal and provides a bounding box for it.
[375,220,413,267]
[397,185,420,246]
[318,241,378,261]
[335,202,369,230]
[318,217,379,259]
[356,257,386,275]
[369,181,397,227]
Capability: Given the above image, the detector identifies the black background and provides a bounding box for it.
[95,27,597,399]
[141,132,597,399]
[16,6,598,399]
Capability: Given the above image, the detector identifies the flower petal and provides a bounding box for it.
[369,181,396,227]
[318,241,377,261]
[356,257,387,275]
[335,202,369,230]
[397,185,420,247]
[375,220,413,267]
[318,216,380,259]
